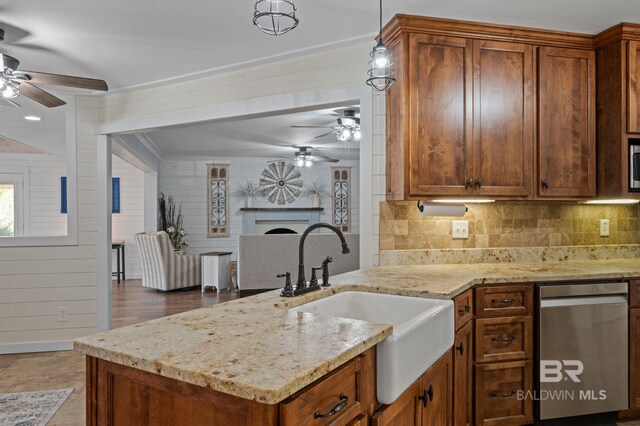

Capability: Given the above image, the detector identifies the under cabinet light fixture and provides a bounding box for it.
[581,199,639,205]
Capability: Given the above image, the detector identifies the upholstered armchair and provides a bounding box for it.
[135,231,201,291]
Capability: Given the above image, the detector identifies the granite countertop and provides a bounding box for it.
[74,258,640,405]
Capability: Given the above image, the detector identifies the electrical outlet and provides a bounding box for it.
[600,219,610,237]
[452,220,469,239]
[57,307,69,322]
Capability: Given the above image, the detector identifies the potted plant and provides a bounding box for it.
[302,177,330,208]
[232,180,262,208]
[158,193,189,253]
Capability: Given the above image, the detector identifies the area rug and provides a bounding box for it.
[0,388,73,426]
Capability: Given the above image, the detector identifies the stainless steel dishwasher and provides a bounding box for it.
[537,282,628,420]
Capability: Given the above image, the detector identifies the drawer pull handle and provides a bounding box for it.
[492,298,516,305]
[314,394,348,419]
[491,390,515,398]
[418,384,434,407]
[458,305,471,315]
[492,336,516,343]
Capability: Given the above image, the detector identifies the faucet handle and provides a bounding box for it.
[321,257,333,287]
[310,267,322,286]
[278,272,294,297]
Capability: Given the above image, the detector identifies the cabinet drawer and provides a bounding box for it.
[280,357,363,426]
[475,285,533,317]
[475,360,533,426]
[629,280,640,307]
[475,316,532,363]
[454,289,474,330]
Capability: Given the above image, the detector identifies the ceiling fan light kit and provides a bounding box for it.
[366,0,396,91]
[253,0,299,36]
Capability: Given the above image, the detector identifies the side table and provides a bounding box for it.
[201,252,232,293]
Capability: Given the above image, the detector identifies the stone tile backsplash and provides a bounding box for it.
[379,201,640,250]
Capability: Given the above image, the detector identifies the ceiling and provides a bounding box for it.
[0,0,639,93]
[144,105,360,160]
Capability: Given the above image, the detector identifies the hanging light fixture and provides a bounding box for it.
[366,0,395,91]
[0,54,19,100]
[253,0,299,36]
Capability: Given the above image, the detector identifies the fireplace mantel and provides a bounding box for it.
[240,207,324,234]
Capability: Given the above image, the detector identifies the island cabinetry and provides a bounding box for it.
[86,347,377,426]
[628,280,640,410]
[474,284,533,426]
[452,289,473,426]
[372,352,452,426]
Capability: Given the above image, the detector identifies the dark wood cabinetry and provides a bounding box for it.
[384,15,596,201]
[453,321,473,426]
[628,280,640,412]
[372,352,452,426]
[537,47,596,198]
[595,25,640,199]
[473,284,533,426]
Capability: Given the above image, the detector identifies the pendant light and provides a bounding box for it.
[366,0,395,91]
[253,0,299,36]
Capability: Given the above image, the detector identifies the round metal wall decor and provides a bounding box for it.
[260,161,303,205]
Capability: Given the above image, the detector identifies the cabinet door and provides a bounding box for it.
[408,34,473,197]
[475,361,533,426]
[473,40,533,197]
[422,352,452,426]
[538,46,596,198]
[630,308,640,409]
[453,321,473,426]
[628,41,640,133]
[371,380,422,426]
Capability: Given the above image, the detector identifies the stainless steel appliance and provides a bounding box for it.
[631,143,640,191]
[537,282,628,420]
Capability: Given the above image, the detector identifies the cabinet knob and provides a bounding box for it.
[418,384,434,408]
[457,305,471,315]
[542,179,549,189]
[456,342,464,355]
[476,178,482,188]
[466,178,474,189]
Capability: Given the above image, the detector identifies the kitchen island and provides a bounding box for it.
[75,259,640,425]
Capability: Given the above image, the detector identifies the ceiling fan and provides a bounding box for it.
[0,28,108,108]
[291,108,361,142]
[275,146,339,167]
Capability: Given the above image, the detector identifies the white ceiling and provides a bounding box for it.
[1,0,639,92]
[144,105,360,160]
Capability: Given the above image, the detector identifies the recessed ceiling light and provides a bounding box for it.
[24,115,41,121]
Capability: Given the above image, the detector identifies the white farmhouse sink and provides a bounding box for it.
[290,291,454,404]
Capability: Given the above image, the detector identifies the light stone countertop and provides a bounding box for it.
[74,258,640,405]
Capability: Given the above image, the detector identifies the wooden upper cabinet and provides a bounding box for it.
[628,41,640,133]
[473,40,533,197]
[408,34,473,197]
[537,46,596,198]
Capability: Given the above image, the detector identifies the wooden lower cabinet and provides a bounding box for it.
[453,321,473,426]
[475,361,533,426]
[630,308,640,410]
[372,352,452,426]
[86,347,376,426]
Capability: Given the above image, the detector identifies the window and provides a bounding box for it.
[0,174,24,237]
[0,184,15,236]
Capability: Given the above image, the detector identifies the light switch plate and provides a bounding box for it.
[452,220,469,239]
[600,219,610,237]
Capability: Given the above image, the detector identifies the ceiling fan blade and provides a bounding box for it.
[21,71,108,91]
[19,82,66,108]
[314,131,336,139]
[311,155,339,163]
[291,125,334,129]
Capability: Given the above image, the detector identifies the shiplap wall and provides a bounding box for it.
[111,155,144,279]
[0,97,100,353]
[159,157,359,259]
[0,158,67,237]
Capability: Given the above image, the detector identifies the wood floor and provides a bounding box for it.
[112,279,239,328]
[0,279,240,425]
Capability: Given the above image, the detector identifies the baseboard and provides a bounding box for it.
[0,340,74,355]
